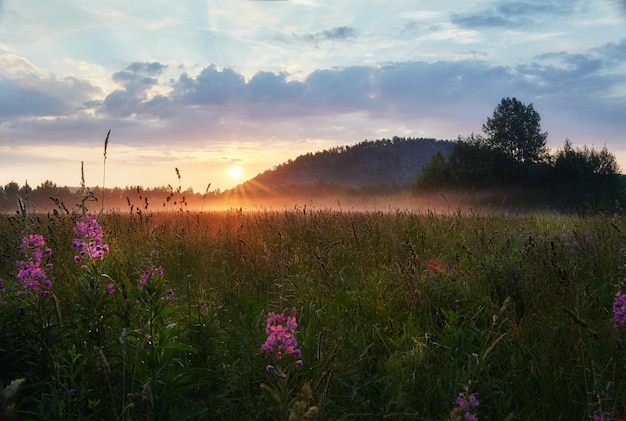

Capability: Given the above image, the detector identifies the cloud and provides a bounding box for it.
[4,36,625,156]
[451,0,582,28]
[594,39,626,64]
[124,61,168,75]
[81,36,623,128]
[294,26,357,44]
[0,54,100,120]
[173,64,246,105]
[97,61,172,118]
[0,80,69,118]
[246,71,304,102]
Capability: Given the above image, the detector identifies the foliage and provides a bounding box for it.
[415,99,624,211]
[550,139,623,208]
[251,137,455,189]
[482,97,548,164]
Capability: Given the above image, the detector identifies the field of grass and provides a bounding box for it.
[1,205,626,420]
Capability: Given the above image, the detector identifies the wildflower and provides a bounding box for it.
[68,388,76,398]
[15,234,52,294]
[591,410,619,421]
[613,291,626,328]
[262,307,301,361]
[452,390,479,421]
[107,283,115,295]
[72,215,109,263]
[139,267,164,286]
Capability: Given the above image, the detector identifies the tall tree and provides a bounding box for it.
[482,97,548,164]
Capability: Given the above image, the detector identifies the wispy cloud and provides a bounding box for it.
[451,0,583,28]
[294,26,357,44]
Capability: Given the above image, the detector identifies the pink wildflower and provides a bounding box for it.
[72,215,109,264]
[15,234,53,295]
[262,307,301,361]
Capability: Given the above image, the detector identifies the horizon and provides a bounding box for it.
[1,1,625,193]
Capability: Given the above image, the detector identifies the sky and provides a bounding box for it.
[1,0,625,193]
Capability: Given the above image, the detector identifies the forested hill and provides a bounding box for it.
[246,137,454,189]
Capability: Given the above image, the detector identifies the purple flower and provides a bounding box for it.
[591,410,617,421]
[454,391,479,421]
[265,365,286,378]
[72,215,109,263]
[68,388,76,398]
[107,283,115,295]
[614,291,626,328]
[465,413,478,421]
[469,394,479,407]
[262,307,301,361]
[139,267,164,286]
[14,234,52,295]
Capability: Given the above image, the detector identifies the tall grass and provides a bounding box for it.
[0,206,625,419]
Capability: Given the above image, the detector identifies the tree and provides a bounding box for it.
[482,97,548,164]
[415,151,448,189]
[551,139,623,209]
[446,134,517,187]
[4,182,19,209]
[554,139,619,179]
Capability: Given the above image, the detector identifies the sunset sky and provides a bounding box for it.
[1,0,625,193]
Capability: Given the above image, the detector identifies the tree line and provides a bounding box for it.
[0,181,221,213]
[416,97,625,210]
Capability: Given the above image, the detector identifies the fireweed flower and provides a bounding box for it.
[139,266,164,286]
[262,307,302,361]
[453,391,479,421]
[15,234,53,296]
[613,291,626,328]
[72,215,109,264]
[136,267,172,304]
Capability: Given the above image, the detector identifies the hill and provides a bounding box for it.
[233,137,454,193]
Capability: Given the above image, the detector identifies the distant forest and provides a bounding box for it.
[252,137,454,188]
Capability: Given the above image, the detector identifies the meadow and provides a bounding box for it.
[1,203,626,420]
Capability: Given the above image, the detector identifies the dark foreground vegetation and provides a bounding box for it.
[1,205,626,420]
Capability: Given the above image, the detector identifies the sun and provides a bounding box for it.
[227,165,244,180]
